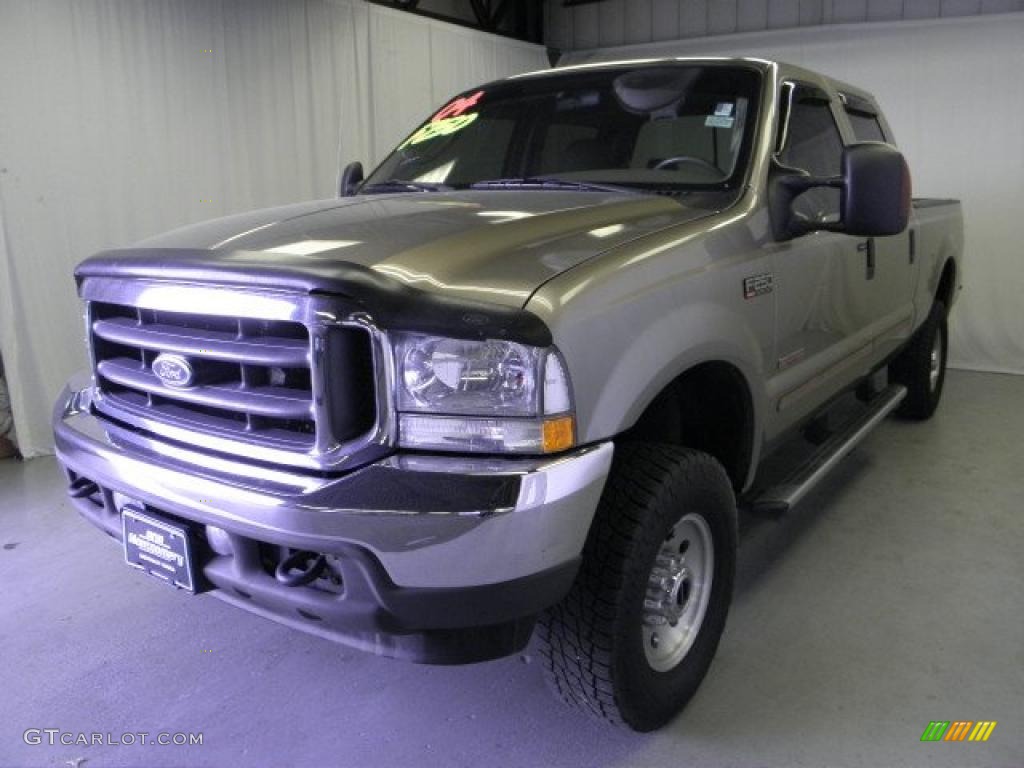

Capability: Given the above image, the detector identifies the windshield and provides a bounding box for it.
[363,63,762,194]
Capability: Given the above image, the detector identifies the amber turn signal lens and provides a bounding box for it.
[542,415,575,453]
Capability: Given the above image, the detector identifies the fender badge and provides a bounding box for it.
[743,273,773,299]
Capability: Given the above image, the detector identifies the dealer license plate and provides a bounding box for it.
[121,507,195,592]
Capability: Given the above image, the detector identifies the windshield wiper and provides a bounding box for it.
[361,179,453,193]
[469,176,643,195]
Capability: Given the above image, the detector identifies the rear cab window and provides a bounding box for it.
[841,93,889,144]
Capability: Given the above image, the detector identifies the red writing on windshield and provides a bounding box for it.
[432,90,484,122]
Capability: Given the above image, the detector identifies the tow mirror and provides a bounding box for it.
[339,161,364,197]
[770,142,911,240]
[840,142,911,236]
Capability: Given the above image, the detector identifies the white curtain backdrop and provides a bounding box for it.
[560,13,1024,379]
[0,0,548,457]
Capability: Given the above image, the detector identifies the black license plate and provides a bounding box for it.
[122,507,195,592]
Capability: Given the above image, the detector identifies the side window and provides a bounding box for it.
[845,109,887,143]
[779,86,844,220]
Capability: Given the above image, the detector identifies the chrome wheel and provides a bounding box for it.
[642,513,714,673]
[929,329,943,392]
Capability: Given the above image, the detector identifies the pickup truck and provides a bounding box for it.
[54,58,963,731]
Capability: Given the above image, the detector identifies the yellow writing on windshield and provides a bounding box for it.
[399,112,479,149]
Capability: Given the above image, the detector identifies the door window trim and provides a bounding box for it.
[774,80,834,156]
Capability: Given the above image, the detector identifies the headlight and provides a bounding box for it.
[393,333,574,454]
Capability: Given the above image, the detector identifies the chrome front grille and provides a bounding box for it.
[81,279,389,471]
[92,303,317,447]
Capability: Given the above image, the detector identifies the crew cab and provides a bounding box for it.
[54,58,963,730]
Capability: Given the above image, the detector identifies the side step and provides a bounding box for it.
[746,385,907,515]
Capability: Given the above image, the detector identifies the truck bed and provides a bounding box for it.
[912,197,964,313]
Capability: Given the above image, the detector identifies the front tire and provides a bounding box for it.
[890,300,948,420]
[537,443,737,731]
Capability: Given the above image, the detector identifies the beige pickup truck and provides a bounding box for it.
[54,58,962,730]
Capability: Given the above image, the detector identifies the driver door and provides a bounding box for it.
[765,83,875,439]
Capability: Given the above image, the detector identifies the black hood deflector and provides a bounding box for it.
[76,248,553,347]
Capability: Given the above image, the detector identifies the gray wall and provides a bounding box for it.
[545,0,1024,49]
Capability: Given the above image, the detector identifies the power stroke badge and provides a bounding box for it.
[743,273,774,299]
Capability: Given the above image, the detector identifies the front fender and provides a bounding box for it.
[528,218,773,486]
[591,302,765,439]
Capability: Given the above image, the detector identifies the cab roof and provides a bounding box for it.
[502,56,878,109]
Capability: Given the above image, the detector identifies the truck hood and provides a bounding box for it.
[98,189,731,309]
[78,189,735,344]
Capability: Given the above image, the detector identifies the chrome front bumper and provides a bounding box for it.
[53,376,613,590]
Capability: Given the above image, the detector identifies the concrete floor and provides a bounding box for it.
[1,369,1021,768]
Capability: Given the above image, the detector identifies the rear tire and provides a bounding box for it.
[890,300,947,420]
[537,443,737,731]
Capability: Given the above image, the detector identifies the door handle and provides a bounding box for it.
[857,239,876,280]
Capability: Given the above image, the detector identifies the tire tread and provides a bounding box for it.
[537,443,735,729]
[891,300,947,420]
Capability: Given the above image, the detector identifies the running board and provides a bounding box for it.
[746,385,907,515]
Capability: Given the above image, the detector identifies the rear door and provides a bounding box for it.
[839,94,919,359]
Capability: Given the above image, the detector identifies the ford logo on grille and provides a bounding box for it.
[152,353,196,388]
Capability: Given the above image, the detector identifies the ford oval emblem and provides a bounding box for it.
[152,353,195,388]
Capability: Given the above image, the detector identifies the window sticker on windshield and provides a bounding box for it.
[714,102,734,117]
[705,115,735,128]
[399,90,485,149]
